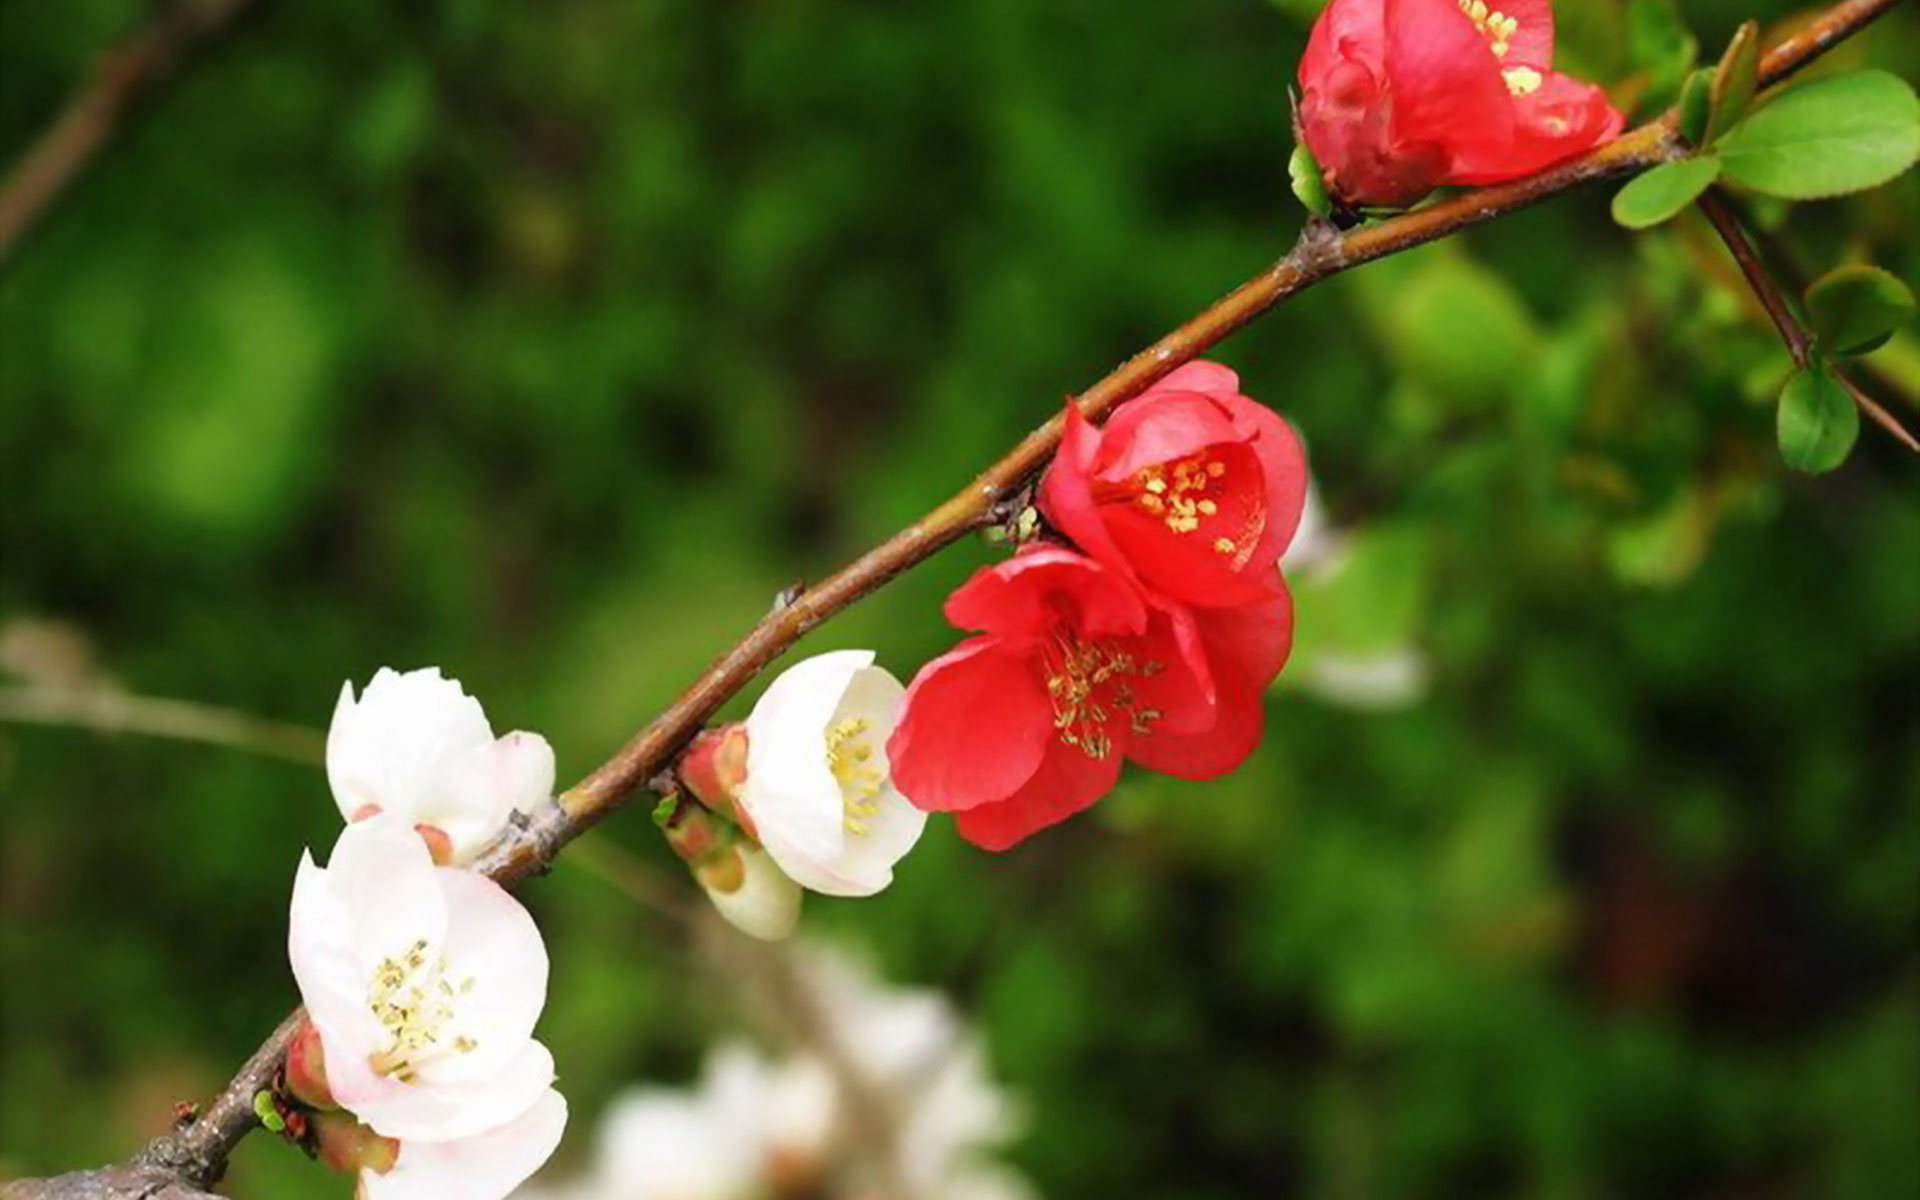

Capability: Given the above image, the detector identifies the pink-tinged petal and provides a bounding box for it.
[1154,361,1242,397]
[288,853,389,1096]
[953,739,1125,851]
[357,1040,558,1144]
[1384,0,1515,165]
[360,1089,567,1200]
[943,545,1145,641]
[1128,663,1266,780]
[1037,403,1132,580]
[1195,577,1296,688]
[888,639,1051,813]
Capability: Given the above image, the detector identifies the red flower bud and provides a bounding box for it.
[680,724,752,830]
[1297,0,1623,207]
[888,545,1292,850]
[1040,362,1307,609]
[285,1021,336,1111]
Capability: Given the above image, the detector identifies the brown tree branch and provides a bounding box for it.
[1695,187,1920,451]
[0,0,257,269]
[9,0,1904,1193]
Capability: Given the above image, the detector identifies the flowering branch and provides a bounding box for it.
[1694,187,1920,450]
[9,0,1903,1194]
[0,0,258,269]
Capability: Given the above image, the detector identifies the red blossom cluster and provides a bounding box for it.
[888,363,1308,849]
[1298,0,1622,208]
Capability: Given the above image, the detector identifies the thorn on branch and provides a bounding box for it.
[769,582,806,615]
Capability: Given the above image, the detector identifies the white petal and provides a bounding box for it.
[326,667,494,830]
[703,846,801,941]
[327,816,449,976]
[432,732,557,863]
[359,1040,558,1143]
[287,851,387,1071]
[361,1089,567,1200]
[740,651,873,868]
[414,867,550,1086]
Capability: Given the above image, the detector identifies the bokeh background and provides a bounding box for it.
[3,0,1917,1195]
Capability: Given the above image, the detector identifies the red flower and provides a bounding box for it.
[1039,362,1308,610]
[1297,0,1624,207]
[887,544,1292,850]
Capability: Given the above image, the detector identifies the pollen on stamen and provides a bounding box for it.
[1503,67,1543,96]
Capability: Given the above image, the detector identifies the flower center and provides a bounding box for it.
[825,717,885,835]
[366,937,477,1081]
[1043,631,1163,759]
[1133,452,1243,557]
[1458,0,1518,57]
[1456,0,1543,95]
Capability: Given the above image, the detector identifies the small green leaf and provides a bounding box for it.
[1776,366,1859,473]
[1289,142,1332,218]
[651,794,678,827]
[254,1090,286,1133]
[1611,156,1722,228]
[1806,265,1917,356]
[1678,69,1714,144]
[1704,21,1760,144]
[1719,70,1920,199]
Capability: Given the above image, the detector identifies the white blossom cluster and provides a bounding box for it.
[288,668,568,1200]
[515,946,1033,1200]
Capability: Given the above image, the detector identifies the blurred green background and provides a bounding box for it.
[3,0,1917,1196]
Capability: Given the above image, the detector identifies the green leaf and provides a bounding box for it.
[1806,265,1917,356]
[1289,142,1332,218]
[1611,156,1722,228]
[1704,21,1760,145]
[1678,69,1714,144]
[1719,70,1920,199]
[1776,366,1860,473]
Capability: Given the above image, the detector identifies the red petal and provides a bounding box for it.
[1132,604,1219,735]
[1301,0,1387,85]
[943,544,1146,642]
[1193,581,1295,688]
[1225,398,1309,572]
[953,738,1124,851]
[1104,503,1282,609]
[1038,403,1132,579]
[1095,393,1245,482]
[1492,0,1556,71]
[1451,71,1623,182]
[1127,661,1266,780]
[1384,0,1515,168]
[888,638,1052,813]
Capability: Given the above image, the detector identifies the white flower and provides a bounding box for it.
[328,667,556,863]
[701,844,803,942]
[288,816,562,1148]
[737,650,925,897]
[360,1091,569,1200]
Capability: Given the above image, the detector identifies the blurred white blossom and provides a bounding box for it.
[516,945,1027,1200]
